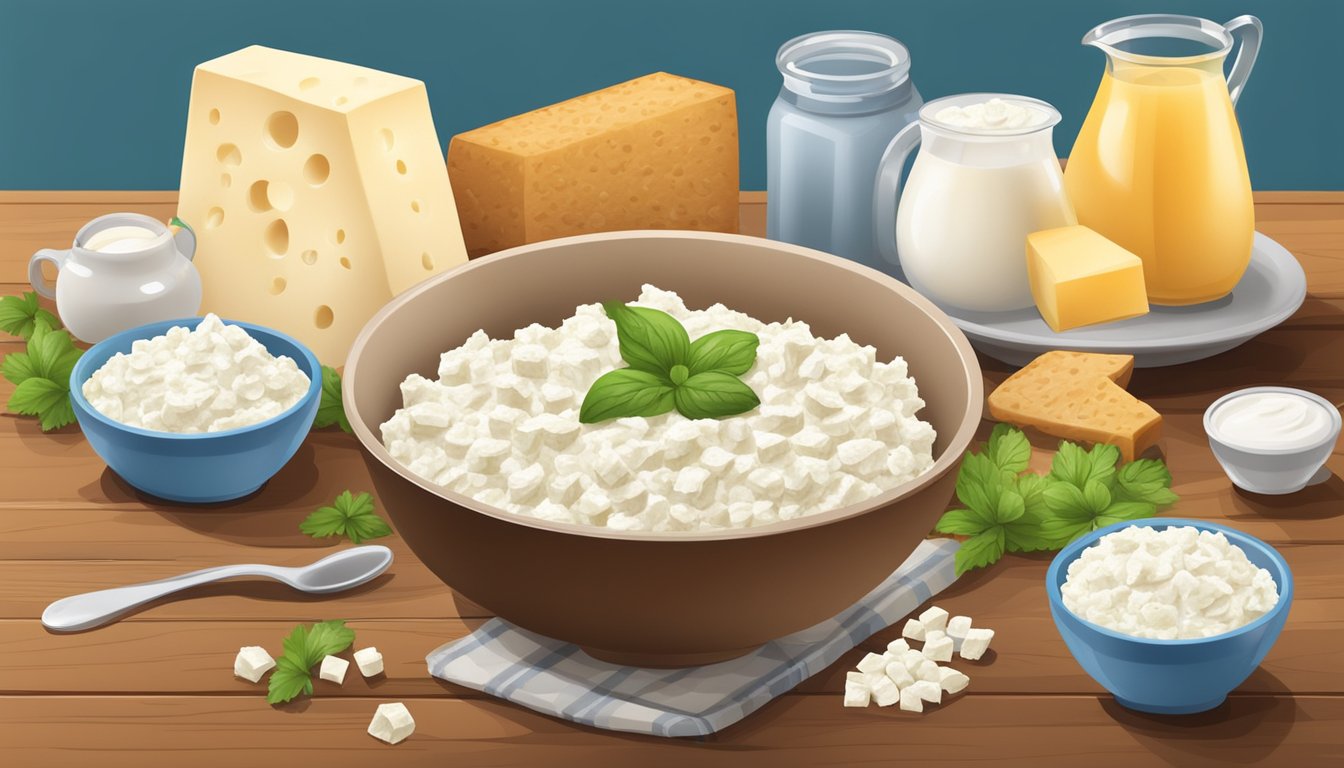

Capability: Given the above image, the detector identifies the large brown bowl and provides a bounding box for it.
[344,231,982,666]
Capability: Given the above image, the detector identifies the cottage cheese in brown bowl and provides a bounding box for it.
[380,285,937,533]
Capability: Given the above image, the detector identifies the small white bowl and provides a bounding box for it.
[1203,387,1341,495]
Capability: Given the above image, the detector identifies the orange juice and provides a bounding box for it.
[1065,62,1254,305]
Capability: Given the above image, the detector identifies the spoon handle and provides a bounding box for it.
[41,564,261,632]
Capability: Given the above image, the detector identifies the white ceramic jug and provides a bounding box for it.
[874,93,1075,312]
[29,213,202,342]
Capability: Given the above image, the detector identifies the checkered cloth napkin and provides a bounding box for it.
[426,538,960,738]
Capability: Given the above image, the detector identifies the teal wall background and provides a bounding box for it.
[1,0,1339,190]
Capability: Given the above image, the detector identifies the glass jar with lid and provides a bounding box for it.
[766,30,921,274]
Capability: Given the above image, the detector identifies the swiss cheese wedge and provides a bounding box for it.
[178,46,468,364]
[988,350,1161,461]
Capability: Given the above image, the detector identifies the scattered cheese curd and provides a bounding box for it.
[318,655,349,684]
[354,647,385,677]
[367,702,415,745]
[845,606,992,713]
[233,646,275,683]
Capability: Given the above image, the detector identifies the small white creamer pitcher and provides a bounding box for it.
[874,93,1075,312]
[30,212,202,342]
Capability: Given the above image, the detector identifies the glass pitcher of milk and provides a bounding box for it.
[873,94,1076,312]
[29,213,201,342]
[767,30,922,273]
[1066,14,1262,306]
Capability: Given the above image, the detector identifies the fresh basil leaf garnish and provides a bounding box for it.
[686,329,759,376]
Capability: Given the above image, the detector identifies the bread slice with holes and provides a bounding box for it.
[447,72,738,257]
[177,45,467,364]
[987,350,1161,461]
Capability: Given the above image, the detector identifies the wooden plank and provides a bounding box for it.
[0,619,476,697]
[0,191,179,204]
[0,542,1337,692]
[0,556,481,621]
[0,694,1338,768]
[1,194,1340,288]
[3,528,1341,695]
[1,189,1339,204]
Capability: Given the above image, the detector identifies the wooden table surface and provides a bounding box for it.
[1,191,1341,767]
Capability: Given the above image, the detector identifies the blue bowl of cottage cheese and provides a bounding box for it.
[1046,519,1292,715]
[70,315,321,503]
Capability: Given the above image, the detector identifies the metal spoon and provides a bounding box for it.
[41,546,394,632]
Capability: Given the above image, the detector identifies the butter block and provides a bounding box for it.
[1027,225,1150,332]
[988,350,1162,461]
[447,72,739,257]
[178,45,468,364]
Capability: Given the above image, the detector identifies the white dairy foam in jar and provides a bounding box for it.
[1210,391,1337,451]
[932,97,1051,131]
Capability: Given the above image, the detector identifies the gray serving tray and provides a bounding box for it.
[938,232,1307,368]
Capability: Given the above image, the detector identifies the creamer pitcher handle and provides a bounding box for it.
[873,121,922,271]
[169,216,196,261]
[1224,15,1262,106]
[28,249,68,300]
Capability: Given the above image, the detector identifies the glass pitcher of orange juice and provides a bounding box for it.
[1065,14,1263,305]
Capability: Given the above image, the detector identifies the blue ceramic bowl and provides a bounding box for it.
[70,317,321,503]
[1046,518,1292,715]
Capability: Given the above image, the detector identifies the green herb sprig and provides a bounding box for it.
[3,320,83,431]
[937,424,1177,576]
[312,365,352,433]
[266,619,356,704]
[0,291,60,341]
[299,490,391,545]
[580,302,761,423]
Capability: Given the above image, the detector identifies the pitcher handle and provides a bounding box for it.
[28,249,68,300]
[1224,15,1262,106]
[169,216,196,261]
[873,121,922,271]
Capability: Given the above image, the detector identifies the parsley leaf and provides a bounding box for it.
[266,620,356,704]
[985,422,1031,474]
[955,528,1006,576]
[0,291,60,340]
[934,424,1176,574]
[299,490,392,545]
[933,508,989,536]
[2,322,82,431]
[267,654,313,704]
[312,365,351,432]
[1115,459,1179,506]
[1049,441,1119,489]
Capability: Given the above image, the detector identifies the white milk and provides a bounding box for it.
[896,151,1075,311]
[82,225,164,254]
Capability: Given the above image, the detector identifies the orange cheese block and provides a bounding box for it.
[447,72,739,257]
[987,350,1161,461]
